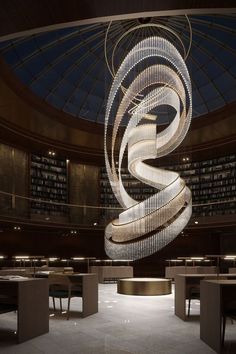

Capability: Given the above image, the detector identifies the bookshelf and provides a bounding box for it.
[30,154,68,217]
[100,154,236,219]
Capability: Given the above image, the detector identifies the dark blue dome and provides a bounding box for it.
[0,14,235,125]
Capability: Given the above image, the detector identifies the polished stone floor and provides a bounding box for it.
[0,283,235,353]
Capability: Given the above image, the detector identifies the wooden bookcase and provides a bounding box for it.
[30,154,68,217]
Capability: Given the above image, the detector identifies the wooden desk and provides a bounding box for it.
[165,266,217,279]
[36,272,98,318]
[0,278,49,343]
[175,274,236,321]
[68,273,98,317]
[90,266,133,283]
[200,280,236,353]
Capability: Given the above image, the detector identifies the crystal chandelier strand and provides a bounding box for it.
[104,36,192,260]
[112,66,188,206]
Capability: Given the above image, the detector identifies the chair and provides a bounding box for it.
[0,303,17,314]
[0,293,18,321]
[187,276,225,317]
[222,298,236,347]
[48,274,82,320]
[0,283,18,314]
[187,284,200,317]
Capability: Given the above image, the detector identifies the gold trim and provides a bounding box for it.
[117,278,171,295]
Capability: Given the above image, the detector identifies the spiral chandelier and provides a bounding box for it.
[104,23,192,260]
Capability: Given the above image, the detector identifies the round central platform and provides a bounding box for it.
[117,278,172,296]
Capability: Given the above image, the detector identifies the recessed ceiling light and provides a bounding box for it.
[70,230,78,235]
[14,226,21,231]
[48,150,56,156]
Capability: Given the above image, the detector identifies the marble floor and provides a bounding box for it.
[0,283,235,353]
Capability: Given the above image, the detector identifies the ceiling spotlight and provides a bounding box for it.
[70,230,78,235]
[93,222,98,226]
[48,151,56,156]
[14,226,21,231]
[194,221,199,224]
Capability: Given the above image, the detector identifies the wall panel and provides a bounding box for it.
[0,143,28,217]
[69,162,100,225]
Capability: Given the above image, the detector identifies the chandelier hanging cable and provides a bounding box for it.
[104,25,192,260]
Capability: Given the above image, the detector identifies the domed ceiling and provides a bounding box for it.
[0,14,235,125]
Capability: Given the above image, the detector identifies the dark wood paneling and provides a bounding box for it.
[220,232,236,254]
[0,70,105,164]
[69,163,100,224]
[0,1,235,40]
[0,228,105,259]
[134,228,233,277]
[0,224,235,277]
[0,143,28,217]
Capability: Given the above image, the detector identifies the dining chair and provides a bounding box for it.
[187,276,228,317]
[0,303,17,314]
[0,283,18,314]
[222,295,236,347]
[222,309,236,346]
[48,274,82,320]
[187,284,200,317]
